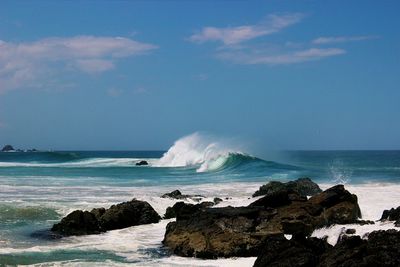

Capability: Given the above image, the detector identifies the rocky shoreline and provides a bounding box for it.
[48,178,400,266]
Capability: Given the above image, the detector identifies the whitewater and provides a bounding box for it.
[1,133,400,266]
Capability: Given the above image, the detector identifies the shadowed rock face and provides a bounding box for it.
[253,234,332,267]
[253,178,322,198]
[380,206,400,226]
[254,230,400,267]
[163,184,361,258]
[318,230,400,267]
[164,201,214,219]
[51,199,161,236]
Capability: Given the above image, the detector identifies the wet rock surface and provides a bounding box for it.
[51,199,161,236]
[253,177,322,198]
[380,206,400,226]
[254,229,400,267]
[163,184,361,258]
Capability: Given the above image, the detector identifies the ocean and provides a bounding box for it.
[1,133,400,266]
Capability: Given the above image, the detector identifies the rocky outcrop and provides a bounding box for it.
[52,199,161,236]
[135,160,149,166]
[380,206,400,226]
[318,229,400,267]
[161,190,204,200]
[253,178,322,197]
[254,229,400,267]
[1,145,15,152]
[164,201,214,219]
[253,234,332,267]
[163,184,361,258]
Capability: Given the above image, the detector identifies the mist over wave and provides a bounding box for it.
[155,132,253,172]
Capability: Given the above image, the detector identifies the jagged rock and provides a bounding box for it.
[135,160,148,166]
[380,206,400,226]
[161,190,204,200]
[1,145,15,152]
[253,234,332,267]
[319,229,400,267]
[163,184,361,258]
[164,201,214,219]
[213,197,223,205]
[52,199,161,236]
[253,178,322,198]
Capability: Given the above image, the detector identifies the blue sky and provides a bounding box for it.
[0,1,399,151]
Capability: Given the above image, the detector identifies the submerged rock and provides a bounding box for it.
[51,199,161,236]
[135,160,149,166]
[213,197,223,205]
[1,145,15,152]
[253,177,322,198]
[163,184,361,258]
[161,190,204,200]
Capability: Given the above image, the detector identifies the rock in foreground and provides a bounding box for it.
[253,177,322,197]
[254,229,400,267]
[52,199,161,236]
[163,184,361,258]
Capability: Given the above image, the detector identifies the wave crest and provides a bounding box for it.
[156,132,248,172]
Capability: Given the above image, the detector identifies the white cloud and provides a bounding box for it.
[0,36,157,93]
[189,13,304,45]
[218,48,346,65]
[75,59,115,73]
[312,35,378,45]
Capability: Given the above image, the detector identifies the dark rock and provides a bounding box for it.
[161,190,204,200]
[52,199,161,236]
[164,201,214,220]
[319,229,400,267]
[163,185,361,258]
[51,210,101,236]
[135,160,148,166]
[249,188,306,208]
[353,219,375,225]
[345,228,356,235]
[253,177,322,198]
[90,207,106,220]
[1,145,15,152]
[99,199,161,231]
[213,197,223,205]
[380,207,400,226]
[253,234,332,267]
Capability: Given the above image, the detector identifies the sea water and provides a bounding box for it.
[1,133,400,266]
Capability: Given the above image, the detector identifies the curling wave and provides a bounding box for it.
[155,132,298,172]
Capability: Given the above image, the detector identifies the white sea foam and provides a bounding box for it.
[1,180,400,266]
[156,132,243,172]
[0,158,159,168]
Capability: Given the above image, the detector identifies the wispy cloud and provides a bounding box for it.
[189,13,351,65]
[312,35,378,45]
[0,36,157,93]
[188,13,305,45]
[218,48,346,65]
[107,87,123,97]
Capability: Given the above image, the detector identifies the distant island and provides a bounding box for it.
[1,145,38,152]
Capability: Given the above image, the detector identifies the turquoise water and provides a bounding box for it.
[1,136,400,265]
